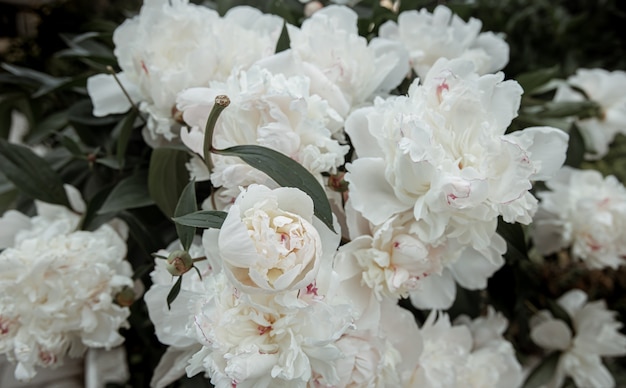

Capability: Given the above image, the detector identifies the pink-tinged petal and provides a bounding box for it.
[507,126,569,181]
[345,107,384,159]
[345,158,411,225]
[409,269,456,309]
[530,318,572,351]
[87,72,141,117]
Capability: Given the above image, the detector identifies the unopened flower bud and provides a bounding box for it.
[166,250,193,276]
[115,286,136,307]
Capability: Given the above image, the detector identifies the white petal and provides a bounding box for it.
[508,126,569,181]
[87,72,141,117]
[409,269,456,309]
[530,318,572,351]
[345,158,411,225]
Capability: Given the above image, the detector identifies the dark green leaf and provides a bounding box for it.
[0,138,70,207]
[564,123,585,168]
[172,210,227,229]
[173,180,197,251]
[522,352,560,388]
[275,23,291,53]
[516,66,560,94]
[148,148,190,218]
[98,172,154,214]
[117,210,164,257]
[536,100,599,119]
[59,135,83,157]
[215,145,335,232]
[80,184,115,231]
[116,109,139,169]
[497,218,529,263]
[27,111,68,144]
[167,276,183,310]
[95,156,122,170]
[1,63,68,87]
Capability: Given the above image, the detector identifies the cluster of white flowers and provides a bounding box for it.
[532,166,626,269]
[87,0,283,143]
[0,186,133,381]
[342,57,568,308]
[530,289,626,388]
[553,68,626,159]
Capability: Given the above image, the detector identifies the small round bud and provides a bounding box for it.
[166,250,193,276]
[115,286,136,307]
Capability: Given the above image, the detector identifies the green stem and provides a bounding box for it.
[203,95,230,174]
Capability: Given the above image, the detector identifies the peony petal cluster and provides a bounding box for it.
[177,66,348,207]
[145,185,357,387]
[379,5,509,79]
[530,289,626,388]
[532,166,626,269]
[87,0,282,143]
[257,5,409,117]
[343,58,568,308]
[553,68,626,159]
[410,308,523,388]
[0,187,133,381]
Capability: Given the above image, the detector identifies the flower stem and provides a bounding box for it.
[203,95,230,174]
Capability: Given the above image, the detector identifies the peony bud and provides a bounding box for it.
[166,250,193,276]
[115,286,136,307]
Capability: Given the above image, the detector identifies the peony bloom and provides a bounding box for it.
[410,308,522,388]
[0,187,133,381]
[553,68,626,159]
[257,5,409,117]
[379,5,509,79]
[202,184,339,295]
[177,66,348,206]
[343,58,567,307]
[530,289,626,388]
[185,271,353,388]
[87,0,282,143]
[532,167,626,269]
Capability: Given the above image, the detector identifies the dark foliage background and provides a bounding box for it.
[1,1,626,387]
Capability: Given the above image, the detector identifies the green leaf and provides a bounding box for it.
[98,172,154,214]
[274,23,290,53]
[522,352,560,388]
[536,100,600,119]
[167,276,183,310]
[59,135,83,157]
[148,148,190,218]
[80,184,115,231]
[497,218,529,263]
[516,66,560,94]
[1,63,69,88]
[116,109,139,169]
[0,138,70,207]
[214,145,335,232]
[564,123,585,168]
[117,210,164,257]
[95,156,122,170]
[173,180,197,251]
[172,210,227,229]
[27,111,69,144]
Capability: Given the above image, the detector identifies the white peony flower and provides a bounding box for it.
[257,5,409,117]
[553,68,626,159]
[530,289,626,388]
[185,271,353,388]
[201,184,339,295]
[0,188,133,381]
[177,66,348,205]
[410,309,522,388]
[343,58,567,307]
[379,5,509,79]
[87,0,282,143]
[532,167,626,269]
